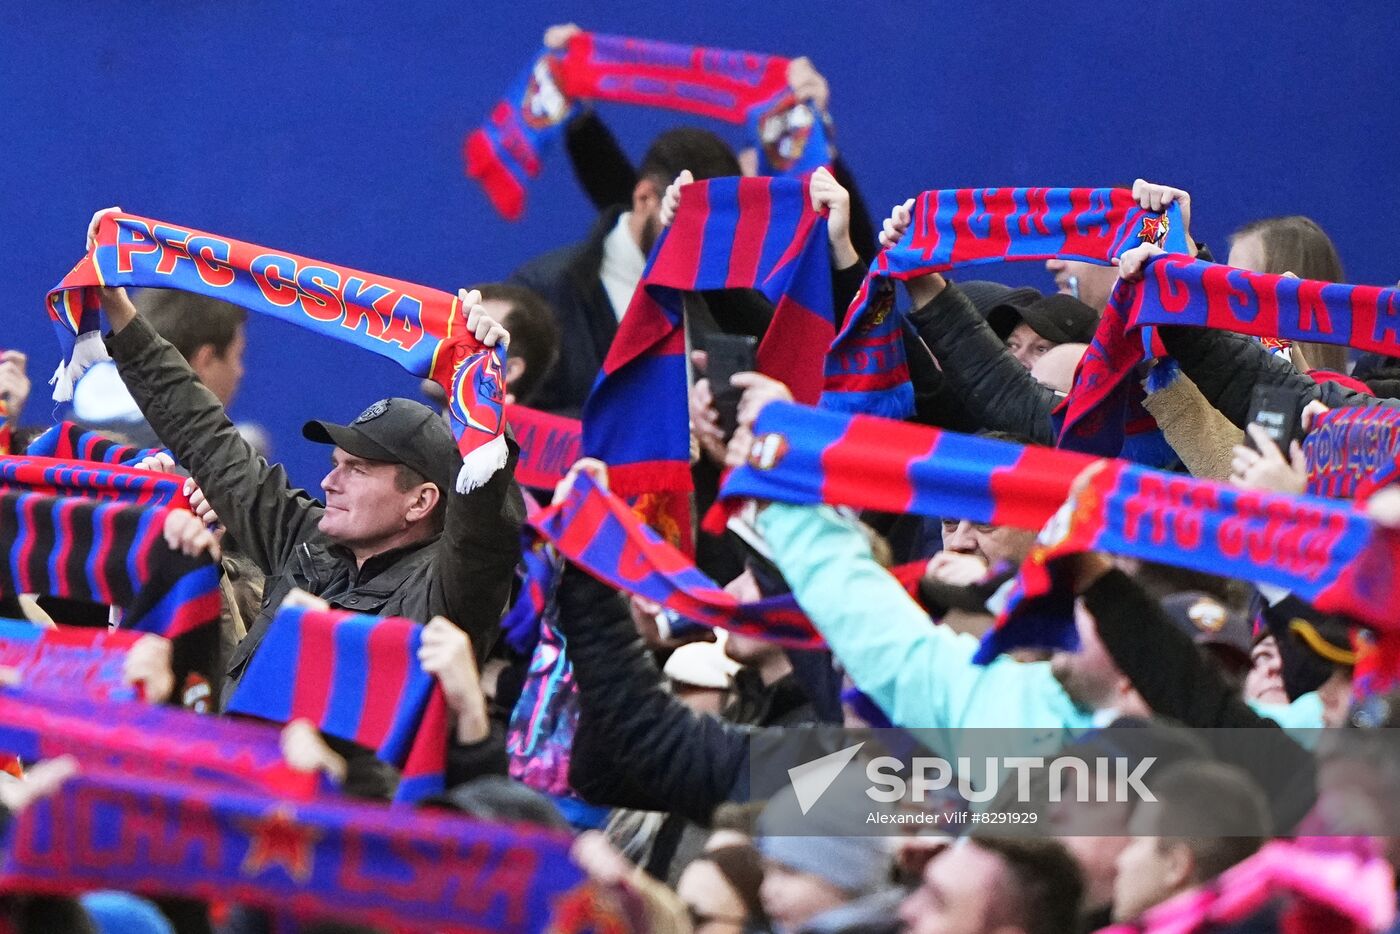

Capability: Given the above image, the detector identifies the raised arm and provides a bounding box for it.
[1076,560,1316,830]
[427,437,524,663]
[423,298,525,660]
[557,564,751,823]
[1158,324,1372,426]
[906,280,1058,443]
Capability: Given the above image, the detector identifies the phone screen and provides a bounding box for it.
[706,333,758,439]
[1246,385,1301,452]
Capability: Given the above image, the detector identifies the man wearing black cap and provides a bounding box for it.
[985,293,1101,371]
[95,284,525,704]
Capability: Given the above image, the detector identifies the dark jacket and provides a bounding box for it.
[559,564,863,824]
[1159,326,1390,427]
[105,316,526,703]
[1083,570,1315,831]
[510,207,626,416]
[557,564,752,823]
[565,109,638,213]
[725,668,818,729]
[906,282,1058,441]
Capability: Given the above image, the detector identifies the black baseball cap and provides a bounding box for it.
[987,293,1099,345]
[958,281,1042,319]
[1161,591,1253,673]
[303,397,460,494]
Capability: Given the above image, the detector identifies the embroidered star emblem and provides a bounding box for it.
[238,804,320,884]
[1137,214,1169,245]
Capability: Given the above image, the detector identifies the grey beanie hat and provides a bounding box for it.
[757,833,891,897]
[754,767,893,896]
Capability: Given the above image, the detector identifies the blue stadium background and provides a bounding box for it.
[6,2,1398,491]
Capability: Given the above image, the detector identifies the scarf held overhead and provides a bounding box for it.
[25,420,165,467]
[583,175,833,499]
[983,458,1400,661]
[1304,404,1400,502]
[465,31,830,220]
[48,212,507,492]
[0,453,186,509]
[510,405,582,490]
[0,768,607,934]
[225,606,450,804]
[717,401,1400,655]
[824,188,1188,419]
[532,473,824,647]
[723,400,1096,529]
[1059,254,1400,455]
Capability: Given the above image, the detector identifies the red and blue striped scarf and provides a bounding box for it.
[717,402,1400,652]
[983,458,1400,661]
[532,473,823,646]
[1060,254,1400,455]
[0,685,318,797]
[25,420,164,466]
[49,212,508,492]
[510,405,582,491]
[466,31,829,220]
[724,400,1095,528]
[3,422,183,507]
[225,606,451,804]
[583,175,834,499]
[0,490,219,639]
[0,454,186,508]
[0,619,142,702]
[827,188,1188,419]
[1304,405,1400,502]
[0,767,612,934]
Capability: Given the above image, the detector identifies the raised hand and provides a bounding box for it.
[660,170,694,229]
[281,719,347,784]
[1131,178,1197,255]
[0,351,30,421]
[786,56,831,112]
[417,617,490,743]
[724,372,794,469]
[162,509,221,561]
[543,23,581,49]
[810,166,857,267]
[552,457,610,506]
[123,634,175,704]
[461,289,509,348]
[1230,425,1307,495]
